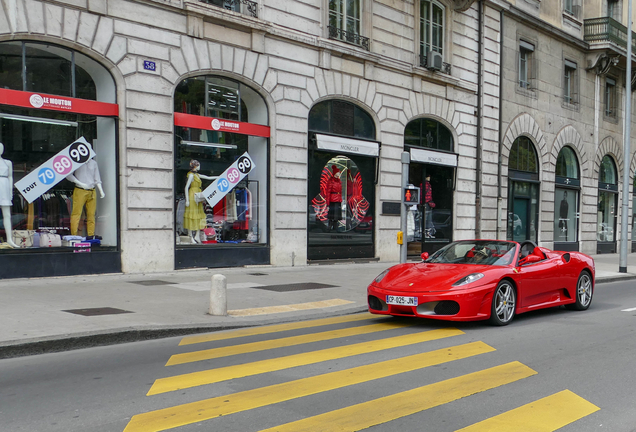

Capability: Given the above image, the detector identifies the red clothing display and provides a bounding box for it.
[327,177,342,205]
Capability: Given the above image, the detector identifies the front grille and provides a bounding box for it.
[434,301,460,315]
[368,295,385,311]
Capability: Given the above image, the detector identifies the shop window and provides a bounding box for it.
[174,76,268,249]
[0,41,118,253]
[597,155,618,244]
[307,100,376,260]
[404,118,453,152]
[554,147,580,245]
[507,137,540,242]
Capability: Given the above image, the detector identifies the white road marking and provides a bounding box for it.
[621,307,636,312]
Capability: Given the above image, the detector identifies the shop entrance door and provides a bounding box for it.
[508,180,539,243]
[407,163,453,257]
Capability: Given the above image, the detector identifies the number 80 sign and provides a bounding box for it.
[16,137,96,203]
[201,152,255,208]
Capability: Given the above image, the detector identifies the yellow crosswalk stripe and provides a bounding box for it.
[166,321,412,366]
[124,341,494,432]
[455,389,600,431]
[147,327,463,395]
[259,361,537,432]
[179,313,382,345]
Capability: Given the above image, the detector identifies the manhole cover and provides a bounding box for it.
[254,283,338,292]
[63,307,134,316]
[128,280,176,286]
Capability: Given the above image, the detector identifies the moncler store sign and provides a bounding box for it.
[316,134,379,157]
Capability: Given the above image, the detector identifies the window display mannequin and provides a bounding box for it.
[326,165,343,231]
[424,174,436,238]
[66,144,105,238]
[184,160,217,243]
[0,143,19,248]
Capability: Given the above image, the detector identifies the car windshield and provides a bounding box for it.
[426,240,517,266]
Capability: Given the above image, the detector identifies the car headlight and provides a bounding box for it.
[452,273,484,287]
[374,269,390,283]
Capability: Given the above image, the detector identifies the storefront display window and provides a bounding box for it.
[0,42,118,262]
[307,100,377,260]
[554,146,580,246]
[507,137,540,243]
[404,118,457,256]
[597,155,618,248]
[174,76,268,252]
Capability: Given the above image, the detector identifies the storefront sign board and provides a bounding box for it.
[0,88,119,116]
[15,137,96,203]
[174,112,270,138]
[200,152,255,208]
[316,134,379,157]
[410,148,458,167]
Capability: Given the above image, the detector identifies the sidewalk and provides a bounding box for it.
[1,253,635,358]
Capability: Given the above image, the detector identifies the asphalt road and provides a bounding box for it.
[1,279,636,432]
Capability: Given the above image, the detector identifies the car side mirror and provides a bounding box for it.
[519,254,541,266]
[421,252,429,261]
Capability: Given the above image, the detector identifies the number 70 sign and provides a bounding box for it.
[15,136,96,203]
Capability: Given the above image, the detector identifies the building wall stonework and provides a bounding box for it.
[0,0,487,273]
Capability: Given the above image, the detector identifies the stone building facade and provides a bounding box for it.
[0,0,500,277]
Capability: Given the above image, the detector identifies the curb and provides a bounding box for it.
[0,305,369,360]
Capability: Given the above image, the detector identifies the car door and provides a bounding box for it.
[516,257,563,309]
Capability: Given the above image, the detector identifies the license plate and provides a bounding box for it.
[386,295,418,306]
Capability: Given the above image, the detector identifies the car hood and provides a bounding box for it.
[376,262,492,292]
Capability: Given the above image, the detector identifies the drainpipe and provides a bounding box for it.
[475,0,484,238]
[497,8,504,239]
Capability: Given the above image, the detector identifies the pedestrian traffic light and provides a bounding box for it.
[403,186,420,204]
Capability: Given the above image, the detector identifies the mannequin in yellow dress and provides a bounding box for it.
[184,160,217,243]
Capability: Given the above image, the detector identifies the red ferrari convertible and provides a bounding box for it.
[367,240,595,325]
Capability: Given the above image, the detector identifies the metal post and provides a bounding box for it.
[400,152,410,263]
[620,0,633,273]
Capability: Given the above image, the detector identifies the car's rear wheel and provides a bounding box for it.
[566,270,593,311]
[490,280,516,326]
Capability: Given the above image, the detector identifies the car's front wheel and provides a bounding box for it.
[489,280,516,326]
[566,270,593,311]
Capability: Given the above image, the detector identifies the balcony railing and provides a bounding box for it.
[198,0,258,18]
[584,16,636,52]
[419,54,452,75]
[328,26,370,51]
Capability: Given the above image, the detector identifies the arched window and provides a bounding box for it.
[556,146,579,179]
[599,155,617,184]
[173,76,270,267]
[307,100,377,260]
[509,136,538,174]
[308,100,375,139]
[554,146,580,247]
[404,118,453,152]
[508,137,540,242]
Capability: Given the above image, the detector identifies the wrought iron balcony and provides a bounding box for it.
[584,16,636,52]
[198,0,258,18]
[419,54,452,75]
[328,26,370,51]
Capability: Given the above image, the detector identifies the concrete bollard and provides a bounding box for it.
[209,274,227,316]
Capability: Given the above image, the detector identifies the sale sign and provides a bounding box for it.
[15,137,96,203]
[200,152,255,208]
